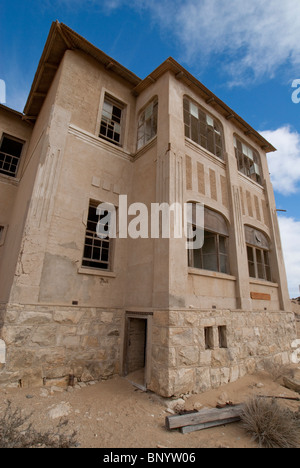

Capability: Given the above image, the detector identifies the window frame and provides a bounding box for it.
[189,229,230,274]
[137,97,158,150]
[234,136,263,185]
[245,226,271,282]
[246,244,271,282]
[0,133,24,178]
[99,94,125,147]
[183,96,225,160]
[81,201,114,272]
[188,207,230,275]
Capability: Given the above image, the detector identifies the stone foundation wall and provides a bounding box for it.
[0,303,123,388]
[150,309,297,397]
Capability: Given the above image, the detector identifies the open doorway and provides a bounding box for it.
[123,313,152,390]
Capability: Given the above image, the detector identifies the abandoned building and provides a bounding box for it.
[0,22,297,396]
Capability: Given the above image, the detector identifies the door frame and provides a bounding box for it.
[122,311,153,390]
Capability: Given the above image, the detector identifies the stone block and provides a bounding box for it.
[31,326,58,347]
[53,310,84,324]
[170,368,195,396]
[195,367,211,393]
[229,365,240,383]
[177,347,199,366]
[18,311,53,325]
[2,326,32,346]
[169,328,193,347]
[200,350,212,365]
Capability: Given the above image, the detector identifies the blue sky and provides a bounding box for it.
[1,0,300,297]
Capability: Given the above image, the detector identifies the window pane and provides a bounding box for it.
[203,254,218,272]
[82,202,112,270]
[220,254,229,274]
[183,98,224,160]
[0,136,23,177]
[100,97,123,146]
[247,246,256,278]
[193,248,202,269]
[219,236,227,254]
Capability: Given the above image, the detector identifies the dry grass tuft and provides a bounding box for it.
[0,400,77,448]
[241,397,300,448]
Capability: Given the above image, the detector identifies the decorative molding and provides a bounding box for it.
[68,124,133,162]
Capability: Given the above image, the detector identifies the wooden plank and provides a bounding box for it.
[165,404,244,430]
[250,292,271,301]
[180,416,241,434]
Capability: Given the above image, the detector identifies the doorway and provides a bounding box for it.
[123,313,152,390]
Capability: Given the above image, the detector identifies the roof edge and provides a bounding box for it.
[24,21,141,118]
[133,57,276,153]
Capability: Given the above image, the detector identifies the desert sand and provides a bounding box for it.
[1,367,300,449]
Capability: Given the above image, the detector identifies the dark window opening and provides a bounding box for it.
[137,98,158,150]
[234,137,262,185]
[189,230,229,274]
[99,97,124,146]
[218,326,228,348]
[0,135,24,178]
[247,245,271,282]
[205,327,214,350]
[183,97,224,160]
[245,226,271,282]
[82,202,112,271]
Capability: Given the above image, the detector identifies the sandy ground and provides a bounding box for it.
[0,368,300,449]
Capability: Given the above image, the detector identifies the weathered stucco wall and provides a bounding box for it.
[0,39,297,396]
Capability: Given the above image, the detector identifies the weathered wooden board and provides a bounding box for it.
[250,292,271,301]
[180,416,242,434]
[165,404,244,430]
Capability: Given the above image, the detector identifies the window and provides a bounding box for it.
[234,137,262,185]
[205,327,214,350]
[137,98,158,150]
[218,326,227,348]
[183,97,224,160]
[188,207,229,274]
[82,202,113,271]
[0,226,4,244]
[99,95,124,146]
[245,226,271,281]
[0,135,24,178]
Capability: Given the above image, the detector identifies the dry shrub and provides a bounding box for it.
[241,397,300,448]
[0,401,77,448]
[263,360,295,382]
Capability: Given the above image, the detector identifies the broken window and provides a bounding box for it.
[245,226,271,281]
[82,201,113,271]
[188,207,229,274]
[0,134,24,178]
[137,97,158,150]
[183,97,224,160]
[99,95,124,146]
[234,137,262,185]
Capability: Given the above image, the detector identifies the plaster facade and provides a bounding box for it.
[0,22,297,396]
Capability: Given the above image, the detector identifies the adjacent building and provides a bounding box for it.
[0,22,297,396]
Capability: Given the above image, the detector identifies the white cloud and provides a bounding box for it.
[260,126,300,195]
[155,0,300,83]
[278,216,300,298]
[45,0,300,83]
